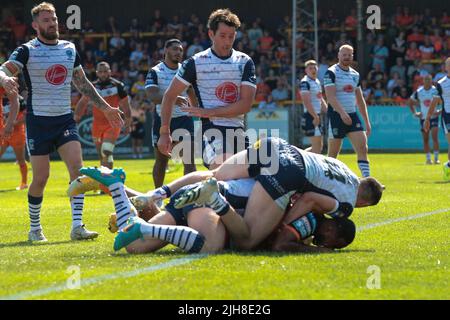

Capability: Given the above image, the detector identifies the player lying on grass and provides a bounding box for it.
[173,137,384,250]
[70,137,382,251]
[76,166,356,254]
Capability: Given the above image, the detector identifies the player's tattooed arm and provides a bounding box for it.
[72,67,124,128]
[72,67,110,111]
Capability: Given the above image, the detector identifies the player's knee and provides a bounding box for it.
[33,174,49,188]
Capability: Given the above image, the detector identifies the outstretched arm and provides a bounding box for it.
[72,67,124,128]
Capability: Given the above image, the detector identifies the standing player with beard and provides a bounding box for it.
[324,45,372,177]
[145,39,197,198]
[157,9,256,170]
[0,2,123,242]
[75,62,132,169]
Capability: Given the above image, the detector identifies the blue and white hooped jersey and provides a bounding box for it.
[410,85,440,119]
[300,149,360,207]
[435,76,450,113]
[175,48,256,128]
[8,38,81,117]
[145,62,189,118]
[323,64,361,113]
[300,75,323,114]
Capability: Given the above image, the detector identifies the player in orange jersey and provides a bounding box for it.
[75,62,132,169]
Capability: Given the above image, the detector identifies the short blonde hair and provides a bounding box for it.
[339,44,354,53]
[31,2,56,20]
[305,60,317,67]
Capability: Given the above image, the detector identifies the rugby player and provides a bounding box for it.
[0,2,123,242]
[175,137,383,250]
[0,94,28,190]
[145,39,197,194]
[408,74,441,164]
[324,45,372,177]
[157,9,256,169]
[300,60,328,154]
[73,166,356,254]
[75,61,132,169]
[424,57,450,180]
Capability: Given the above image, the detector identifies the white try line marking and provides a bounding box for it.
[1,208,449,300]
[356,208,450,231]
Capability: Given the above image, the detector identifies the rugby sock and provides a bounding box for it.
[70,194,84,228]
[109,182,137,231]
[426,153,431,162]
[207,192,230,216]
[28,195,43,232]
[434,151,439,162]
[357,160,370,178]
[19,163,28,185]
[140,222,205,253]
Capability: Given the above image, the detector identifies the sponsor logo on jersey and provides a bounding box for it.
[45,64,68,85]
[424,99,431,107]
[343,85,354,93]
[215,82,238,103]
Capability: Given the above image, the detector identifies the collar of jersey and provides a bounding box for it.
[36,37,59,46]
[210,48,234,60]
[163,61,179,71]
[336,64,350,72]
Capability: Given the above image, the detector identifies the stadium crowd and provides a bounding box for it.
[1,5,450,111]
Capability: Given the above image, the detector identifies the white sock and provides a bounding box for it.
[434,151,439,161]
[71,194,84,228]
[426,153,431,161]
[207,192,230,216]
[109,182,136,230]
[139,222,205,253]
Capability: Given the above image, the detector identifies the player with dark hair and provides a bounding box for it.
[145,39,197,199]
[157,8,256,170]
[75,61,132,169]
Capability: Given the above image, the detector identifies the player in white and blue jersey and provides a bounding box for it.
[173,137,383,250]
[424,57,450,180]
[0,3,123,242]
[300,60,328,154]
[157,9,256,169]
[145,39,197,192]
[323,45,372,178]
[409,75,441,164]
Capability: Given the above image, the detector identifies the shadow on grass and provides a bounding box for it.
[110,247,376,258]
[0,240,74,249]
[0,188,18,193]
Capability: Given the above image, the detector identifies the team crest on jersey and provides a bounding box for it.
[66,50,73,60]
[45,64,68,85]
[424,99,431,107]
[215,82,238,103]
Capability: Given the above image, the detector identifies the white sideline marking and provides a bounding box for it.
[1,254,207,300]
[356,208,450,231]
[2,208,449,300]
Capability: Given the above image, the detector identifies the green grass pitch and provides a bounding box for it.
[0,154,448,300]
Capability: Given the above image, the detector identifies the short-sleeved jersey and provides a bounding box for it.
[411,85,440,119]
[91,77,127,125]
[145,62,189,118]
[323,64,360,113]
[300,75,323,114]
[175,48,256,127]
[300,149,360,206]
[435,76,450,113]
[8,38,81,117]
